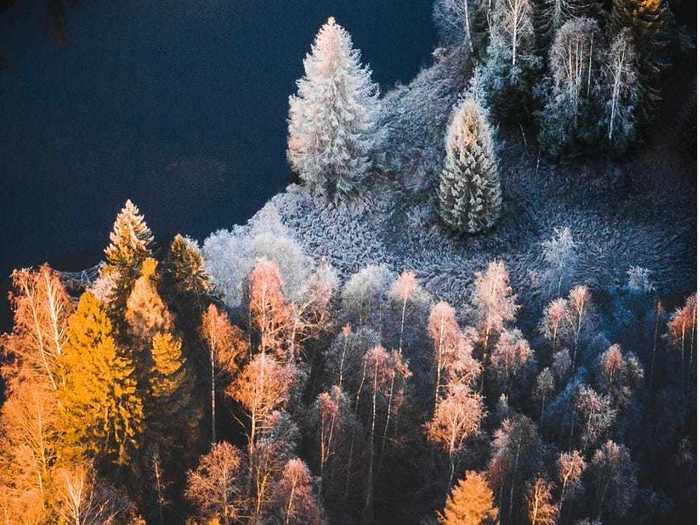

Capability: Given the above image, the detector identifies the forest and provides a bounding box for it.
[0,0,696,524]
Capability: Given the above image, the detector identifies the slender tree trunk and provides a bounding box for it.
[650,301,661,393]
[507,440,521,525]
[364,364,379,518]
[211,346,216,445]
[463,0,474,54]
[285,479,297,525]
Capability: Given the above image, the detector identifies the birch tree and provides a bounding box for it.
[480,0,541,118]
[200,305,249,444]
[427,384,485,494]
[537,18,601,156]
[595,29,639,152]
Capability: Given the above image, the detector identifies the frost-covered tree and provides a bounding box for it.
[228,353,297,477]
[3,265,72,392]
[596,344,643,409]
[488,414,543,524]
[200,305,248,444]
[55,463,134,525]
[479,0,541,119]
[427,384,485,492]
[534,368,555,422]
[271,458,324,525]
[428,301,468,411]
[540,227,577,297]
[438,97,501,234]
[489,328,535,395]
[594,29,639,152]
[537,18,600,156]
[310,385,350,492]
[471,261,520,345]
[434,0,490,55]
[557,449,586,511]
[185,441,244,525]
[340,264,394,330]
[247,259,292,356]
[609,0,671,122]
[287,17,381,200]
[589,440,638,521]
[540,298,571,352]
[202,204,312,309]
[574,385,616,450]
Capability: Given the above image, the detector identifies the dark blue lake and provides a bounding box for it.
[0,0,436,324]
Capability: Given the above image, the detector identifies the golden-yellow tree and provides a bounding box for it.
[125,258,173,342]
[58,292,143,467]
[438,470,498,525]
[527,477,558,525]
[101,199,154,322]
[148,332,200,454]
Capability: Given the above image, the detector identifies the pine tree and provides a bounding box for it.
[161,234,212,321]
[147,332,199,454]
[58,292,143,467]
[287,16,381,200]
[125,258,173,342]
[439,470,498,525]
[101,200,154,321]
[438,97,501,234]
[609,0,671,122]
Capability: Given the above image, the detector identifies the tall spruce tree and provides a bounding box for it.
[148,332,199,454]
[609,0,671,122]
[58,292,143,467]
[287,17,381,200]
[161,234,212,322]
[101,200,154,323]
[125,258,173,343]
[438,97,501,234]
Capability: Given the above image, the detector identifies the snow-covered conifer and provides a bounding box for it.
[438,97,501,234]
[287,17,381,200]
[594,29,639,152]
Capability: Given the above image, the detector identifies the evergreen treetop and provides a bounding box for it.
[58,292,143,467]
[438,96,501,234]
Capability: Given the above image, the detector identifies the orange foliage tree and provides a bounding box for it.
[438,470,498,525]
[2,264,72,391]
[201,304,249,444]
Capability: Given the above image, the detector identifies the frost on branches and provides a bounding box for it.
[438,96,501,234]
[287,17,381,201]
[478,0,541,119]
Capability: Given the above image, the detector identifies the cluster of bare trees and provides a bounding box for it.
[0,199,695,524]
